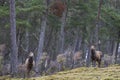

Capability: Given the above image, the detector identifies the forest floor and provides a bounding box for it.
[1,64,120,80]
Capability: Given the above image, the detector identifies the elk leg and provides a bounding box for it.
[92,60,95,67]
[98,60,101,67]
[93,61,96,67]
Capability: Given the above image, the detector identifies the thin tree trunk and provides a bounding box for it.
[110,39,115,55]
[25,28,29,53]
[73,31,82,53]
[86,46,90,67]
[24,28,29,61]
[86,35,93,67]
[95,0,102,50]
[10,0,18,77]
[115,42,119,64]
[106,40,110,54]
[35,0,49,76]
[35,15,47,75]
[112,41,119,64]
[59,8,67,54]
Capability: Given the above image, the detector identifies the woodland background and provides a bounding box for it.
[0,0,120,77]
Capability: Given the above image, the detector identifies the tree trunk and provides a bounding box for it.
[86,46,90,67]
[86,33,93,67]
[35,0,49,76]
[59,8,67,54]
[112,41,119,64]
[25,28,29,53]
[23,28,29,61]
[114,31,120,63]
[35,15,47,75]
[95,0,102,50]
[74,36,82,53]
[10,0,18,77]
[115,42,119,64]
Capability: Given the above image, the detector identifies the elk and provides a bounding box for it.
[18,52,35,77]
[25,52,35,76]
[56,53,66,71]
[73,51,82,65]
[91,45,102,67]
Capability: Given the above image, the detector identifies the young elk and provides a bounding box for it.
[91,45,102,67]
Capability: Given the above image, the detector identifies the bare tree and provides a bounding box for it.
[35,0,49,76]
[10,0,18,77]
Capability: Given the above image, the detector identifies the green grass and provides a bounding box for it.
[1,65,120,80]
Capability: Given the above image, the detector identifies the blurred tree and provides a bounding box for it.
[9,0,18,77]
[35,0,49,76]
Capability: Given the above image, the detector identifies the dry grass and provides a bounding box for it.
[1,64,120,80]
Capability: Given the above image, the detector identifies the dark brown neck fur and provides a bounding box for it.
[27,56,33,72]
[91,49,96,57]
[91,49,97,61]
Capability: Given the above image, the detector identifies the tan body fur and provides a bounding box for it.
[91,45,102,67]
[73,51,82,62]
